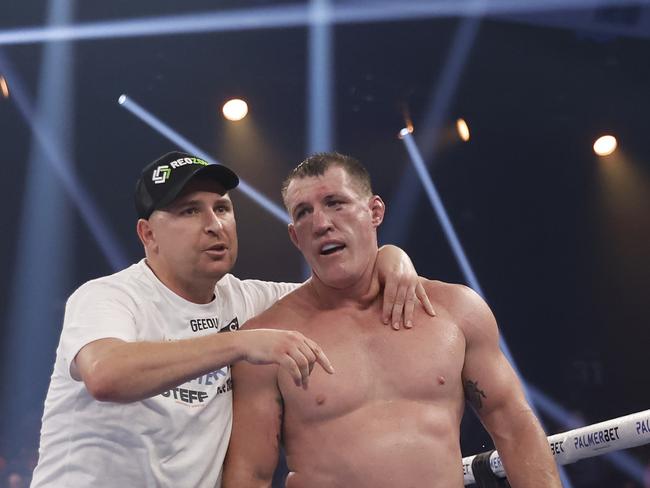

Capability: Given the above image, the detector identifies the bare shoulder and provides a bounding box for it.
[241,284,312,332]
[420,278,497,339]
[419,278,480,311]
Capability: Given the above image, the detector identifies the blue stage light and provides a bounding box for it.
[0,55,128,270]
[0,0,645,46]
[118,94,291,224]
[401,130,643,485]
[308,0,334,153]
[384,15,480,247]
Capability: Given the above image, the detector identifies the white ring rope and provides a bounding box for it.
[462,409,650,485]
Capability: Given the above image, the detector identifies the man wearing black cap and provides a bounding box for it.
[31,152,433,488]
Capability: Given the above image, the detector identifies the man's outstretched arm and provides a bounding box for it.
[455,285,562,488]
[75,328,331,403]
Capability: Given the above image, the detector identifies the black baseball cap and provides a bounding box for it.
[135,151,239,219]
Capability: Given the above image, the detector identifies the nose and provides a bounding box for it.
[204,209,224,235]
[312,207,333,236]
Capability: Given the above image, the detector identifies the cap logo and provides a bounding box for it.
[169,157,209,169]
[151,157,209,185]
[152,165,172,184]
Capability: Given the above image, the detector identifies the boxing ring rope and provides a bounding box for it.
[462,409,650,485]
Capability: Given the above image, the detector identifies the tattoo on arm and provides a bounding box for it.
[465,379,487,410]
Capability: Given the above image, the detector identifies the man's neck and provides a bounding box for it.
[144,258,219,304]
[306,255,380,311]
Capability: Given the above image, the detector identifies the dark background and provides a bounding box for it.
[1,1,649,486]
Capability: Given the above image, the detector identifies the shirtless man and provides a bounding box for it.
[223,152,562,487]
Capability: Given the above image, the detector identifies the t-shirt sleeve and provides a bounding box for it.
[58,280,138,380]
[239,279,300,318]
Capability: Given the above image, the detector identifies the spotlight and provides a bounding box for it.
[118,94,127,105]
[0,75,9,98]
[222,98,248,121]
[398,126,413,139]
[456,118,470,142]
[593,135,617,156]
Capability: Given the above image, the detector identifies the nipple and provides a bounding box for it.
[437,376,446,385]
[315,394,326,405]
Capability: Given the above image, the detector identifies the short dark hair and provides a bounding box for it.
[281,152,373,207]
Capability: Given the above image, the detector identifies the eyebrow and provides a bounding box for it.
[292,192,347,214]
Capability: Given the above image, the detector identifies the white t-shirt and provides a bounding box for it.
[31,260,297,488]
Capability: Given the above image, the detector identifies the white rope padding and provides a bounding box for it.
[462,409,650,485]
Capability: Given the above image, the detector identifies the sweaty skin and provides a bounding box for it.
[225,278,559,488]
[224,164,561,488]
[249,281,466,488]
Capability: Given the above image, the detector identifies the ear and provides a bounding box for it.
[288,223,300,249]
[136,218,156,251]
[369,195,385,227]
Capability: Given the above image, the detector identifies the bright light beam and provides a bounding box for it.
[308,0,334,153]
[1,0,76,447]
[384,13,481,247]
[0,52,128,271]
[401,130,640,485]
[1,0,648,46]
[1,0,125,449]
[400,130,521,369]
[401,129,577,486]
[304,0,335,280]
[118,94,290,224]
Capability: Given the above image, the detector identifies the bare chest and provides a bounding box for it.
[279,309,466,423]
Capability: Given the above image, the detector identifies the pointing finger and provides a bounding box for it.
[306,339,334,374]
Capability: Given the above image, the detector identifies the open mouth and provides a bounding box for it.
[207,244,227,252]
[320,243,345,256]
